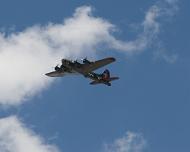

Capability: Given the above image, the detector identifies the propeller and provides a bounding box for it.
[82,57,92,64]
[54,64,60,71]
[53,64,59,68]
[81,57,87,62]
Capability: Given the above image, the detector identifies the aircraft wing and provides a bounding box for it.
[82,57,116,73]
[45,70,78,77]
[45,71,67,77]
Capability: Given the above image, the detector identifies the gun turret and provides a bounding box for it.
[82,58,92,64]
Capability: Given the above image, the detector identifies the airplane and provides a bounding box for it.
[45,57,119,86]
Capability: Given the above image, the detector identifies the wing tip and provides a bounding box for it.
[45,72,54,77]
[45,71,64,77]
[45,73,50,77]
[116,76,119,79]
[108,57,116,62]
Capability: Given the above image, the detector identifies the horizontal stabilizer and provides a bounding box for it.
[90,81,100,85]
[108,77,119,81]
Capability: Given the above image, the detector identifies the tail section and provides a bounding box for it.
[102,69,119,82]
[89,69,119,86]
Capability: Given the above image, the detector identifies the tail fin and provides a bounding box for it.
[102,69,110,79]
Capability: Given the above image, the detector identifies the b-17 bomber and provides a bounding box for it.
[45,57,119,86]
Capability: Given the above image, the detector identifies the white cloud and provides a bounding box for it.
[104,132,146,152]
[0,1,178,105]
[0,116,59,152]
[0,117,146,152]
[0,6,115,105]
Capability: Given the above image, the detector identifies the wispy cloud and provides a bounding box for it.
[104,132,146,152]
[110,0,178,54]
[0,0,178,106]
[0,116,59,152]
[153,42,178,63]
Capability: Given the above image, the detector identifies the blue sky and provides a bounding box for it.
[0,0,189,152]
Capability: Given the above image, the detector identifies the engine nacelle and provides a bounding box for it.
[55,66,61,71]
[82,58,92,64]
